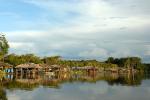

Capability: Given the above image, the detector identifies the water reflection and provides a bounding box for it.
[0,72,150,100]
[1,72,150,89]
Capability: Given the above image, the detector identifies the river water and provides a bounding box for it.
[0,72,150,100]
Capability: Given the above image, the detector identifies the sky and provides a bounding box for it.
[0,0,150,62]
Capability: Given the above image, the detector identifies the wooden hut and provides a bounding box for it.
[51,65,61,72]
[15,63,42,75]
[41,64,53,72]
[42,64,67,72]
[0,62,13,73]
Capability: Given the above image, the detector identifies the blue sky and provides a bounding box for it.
[0,0,150,62]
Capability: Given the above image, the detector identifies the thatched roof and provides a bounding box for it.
[15,63,42,69]
[0,62,13,68]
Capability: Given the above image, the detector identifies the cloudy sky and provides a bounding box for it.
[0,0,150,62]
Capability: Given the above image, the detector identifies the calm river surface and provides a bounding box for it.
[0,72,150,100]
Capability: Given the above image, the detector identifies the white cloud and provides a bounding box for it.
[1,0,150,62]
[7,93,21,100]
[144,45,150,56]
[9,42,39,55]
[23,0,150,31]
[79,48,108,59]
[79,81,109,95]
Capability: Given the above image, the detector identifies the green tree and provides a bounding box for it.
[106,57,114,63]
[4,54,43,66]
[0,34,9,61]
[42,56,61,65]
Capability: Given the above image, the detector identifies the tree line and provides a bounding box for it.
[4,54,149,71]
[105,57,144,70]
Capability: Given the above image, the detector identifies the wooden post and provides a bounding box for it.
[21,68,23,79]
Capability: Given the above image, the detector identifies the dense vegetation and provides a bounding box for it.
[105,57,144,70]
[4,54,42,66]
[2,53,149,72]
[143,64,150,72]
[3,54,117,68]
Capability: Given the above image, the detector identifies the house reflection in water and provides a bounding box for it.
[0,63,148,90]
[4,74,13,80]
[1,71,147,88]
